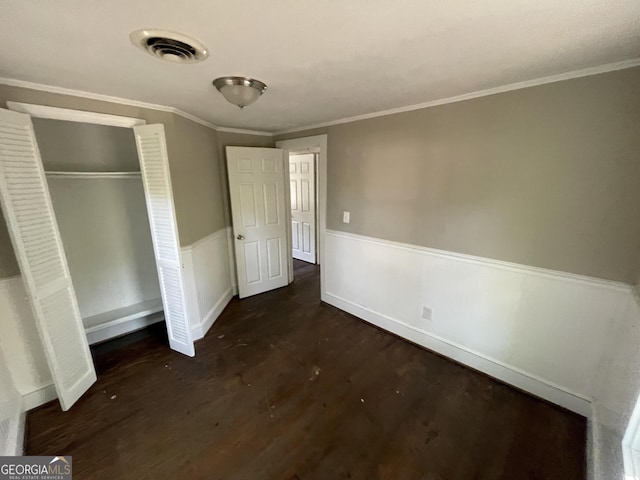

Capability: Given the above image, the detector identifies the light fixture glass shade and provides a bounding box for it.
[212,77,267,109]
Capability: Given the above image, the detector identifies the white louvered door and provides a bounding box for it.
[0,108,96,410]
[133,124,194,357]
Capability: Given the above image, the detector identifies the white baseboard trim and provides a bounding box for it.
[325,291,592,417]
[22,383,57,411]
[191,287,233,340]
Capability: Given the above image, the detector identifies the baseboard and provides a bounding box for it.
[192,287,233,340]
[325,291,592,416]
[22,383,57,411]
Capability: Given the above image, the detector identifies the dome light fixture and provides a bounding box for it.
[212,76,267,109]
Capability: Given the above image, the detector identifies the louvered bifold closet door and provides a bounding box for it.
[133,124,194,357]
[0,108,96,410]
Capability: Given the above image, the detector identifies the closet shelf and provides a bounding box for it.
[45,171,142,179]
[84,298,163,331]
[84,298,164,345]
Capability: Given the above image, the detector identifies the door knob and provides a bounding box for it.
[236,234,245,240]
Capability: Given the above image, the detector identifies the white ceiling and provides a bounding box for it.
[1,0,639,132]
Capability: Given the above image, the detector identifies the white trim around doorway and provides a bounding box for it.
[7,102,146,127]
[276,135,327,299]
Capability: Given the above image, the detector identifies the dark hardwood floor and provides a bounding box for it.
[27,260,586,479]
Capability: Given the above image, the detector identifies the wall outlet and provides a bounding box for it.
[343,211,350,223]
[422,306,432,321]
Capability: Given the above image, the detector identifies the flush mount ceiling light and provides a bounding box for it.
[212,77,267,109]
[130,29,208,63]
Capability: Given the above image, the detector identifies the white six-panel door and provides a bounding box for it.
[289,153,316,263]
[133,124,194,357]
[0,108,96,410]
[226,147,288,299]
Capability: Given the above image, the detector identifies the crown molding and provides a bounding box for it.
[2,57,638,139]
[216,126,273,137]
[0,76,276,136]
[274,58,640,135]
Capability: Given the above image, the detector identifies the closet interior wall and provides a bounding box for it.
[32,118,162,343]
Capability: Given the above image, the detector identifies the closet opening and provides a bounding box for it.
[1,104,193,409]
[32,118,164,345]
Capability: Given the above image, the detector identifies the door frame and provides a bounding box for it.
[275,135,327,297]
[288,151,317,264]
[7,102,146,128]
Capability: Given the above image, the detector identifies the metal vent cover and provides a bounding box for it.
[130,29,208,63]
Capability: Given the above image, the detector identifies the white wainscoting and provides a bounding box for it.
[0,344,24,456]
[591,292,640,480]
[0,276,57,450]
[181,227,235,340]
[323,230,635,417]
[0,276,56,410]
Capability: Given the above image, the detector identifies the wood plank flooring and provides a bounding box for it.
[27,260,586,479]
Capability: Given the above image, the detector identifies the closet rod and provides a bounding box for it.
[45,171,142,179]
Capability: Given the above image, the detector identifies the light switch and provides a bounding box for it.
[343,211,350,223]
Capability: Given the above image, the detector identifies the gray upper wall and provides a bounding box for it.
[32,118,139,172]
[276,67,640,283]
[0,84,226,278]
[171,115,226,242]
[2,67,638,282]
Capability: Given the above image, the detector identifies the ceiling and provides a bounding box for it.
[1,0,639,133]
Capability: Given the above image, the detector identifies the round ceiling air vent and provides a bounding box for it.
[130,29,209,63]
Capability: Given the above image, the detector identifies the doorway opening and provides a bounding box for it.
[288,151,318,265]
[225,135,327,299]
[276,135,327,289]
